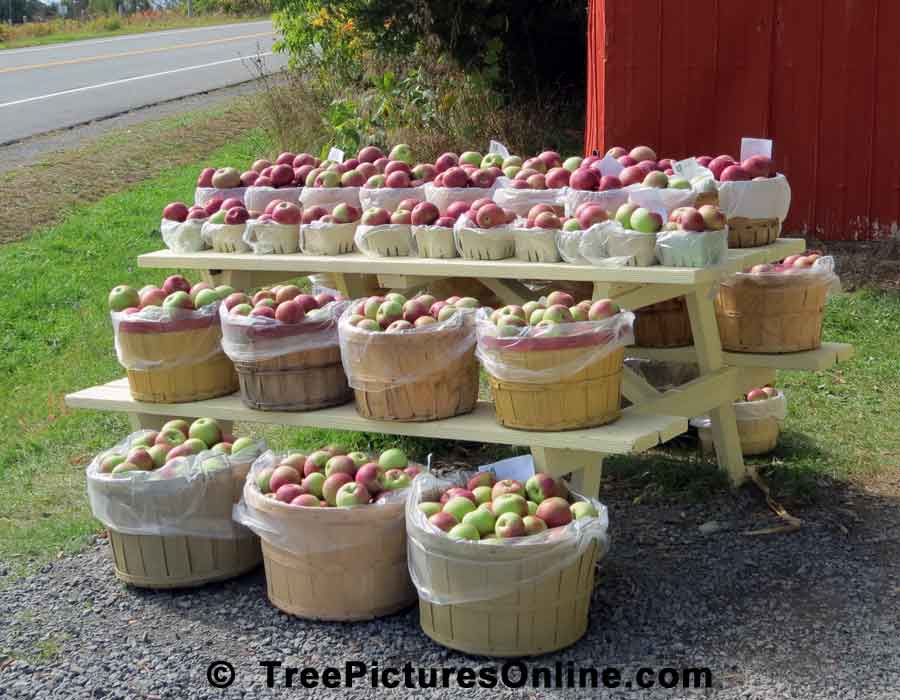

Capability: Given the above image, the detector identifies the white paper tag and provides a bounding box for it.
[478,455,535,482]
[597,154,624,177]
[327,147,345,163]
[488,140,510,159]
[673,157,704,180]
[740,138,772,162]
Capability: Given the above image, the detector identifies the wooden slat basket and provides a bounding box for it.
[633,297,693,348]
[726,217,781,248]
[244,486,416,620]
[698,415,780,456]
[116,314,238,403]
[715,273,830,353]
[342,318,479,422]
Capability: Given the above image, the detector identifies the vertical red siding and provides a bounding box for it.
[585,0,900,241]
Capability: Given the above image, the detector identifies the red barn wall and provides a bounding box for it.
[586,0,900,241]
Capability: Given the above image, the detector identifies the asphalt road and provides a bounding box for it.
[0,19,285,144]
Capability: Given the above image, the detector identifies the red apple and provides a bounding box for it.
[569,168,598,191]
[163,202,189,222]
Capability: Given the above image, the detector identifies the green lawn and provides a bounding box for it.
[0,134,897,574]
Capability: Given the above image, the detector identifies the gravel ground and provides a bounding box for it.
[1,482,897,700]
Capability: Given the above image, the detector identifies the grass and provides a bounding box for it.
[1,96,267,244]
[0,12,267,50]
[0,126,897,575]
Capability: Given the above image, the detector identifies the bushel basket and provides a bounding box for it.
[634,297,693,348]
[727,217,780,248]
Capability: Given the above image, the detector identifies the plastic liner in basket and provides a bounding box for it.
[201,220,250,253]
[243,186,301,214]
[299,220,358,255]
[243,220,300,254]
[354,223,415,257]
[112,303,224,370]
[220,300,346,362]
[691,390,787,428]
[424,182,496,214]
[231,451,409,556]
[160,218,207,253]
[475,309,635,384]
[624,358,699,392]
[359,184,427,212]
[406,471,610,605]
[194,186,246,207]
[494,182,566,217]
[656,228,728,267]
[627,185,697,212]
[86,431,262,539]
[564,187,629,217]
[725,255,840,294]
[338,303,478,391]
[412,225,457,258]
[300,186,361,212]
[716,174,791,221]
[556,222,610,264]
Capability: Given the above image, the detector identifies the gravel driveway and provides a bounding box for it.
[1,482,897,699]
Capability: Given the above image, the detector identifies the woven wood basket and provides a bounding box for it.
[343,323,479,422]
[414,524,601,657]
[117,316,238,403]
[455,227,515,260]
[234,344,351,411]
[634,297,693,348]
[413,226,458,259]
[698,416,780,456]
[485,340,625,431]
[245,487,416,620]
[715,274,829,353]
[514,230,562,263]
[727,217,781,248]
[299,223,357,255]
[108,530,261,589]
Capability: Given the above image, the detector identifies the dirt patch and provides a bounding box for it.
[808,237,900,290]
[0,95,261,244]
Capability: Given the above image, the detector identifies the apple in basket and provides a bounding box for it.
[463,507,496,537]
[302,472,326,499]
[535,497,573,528]
[440,487,476,505]
[336,482,371,507]
[355,463,386,495]
[495,512,526,538]
[429,511,458,532]
[467,472,496,491]
[570,501,599,520]
[322,473,353,506]
[492,479,524,499]
[746,388,768,401]
[382,469,411,491]
[271,202,302,225]
[525,473,558,504]
[493,493,528,518]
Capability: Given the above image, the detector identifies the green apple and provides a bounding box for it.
[231,437,256,456]
[493,493,528,517]
[570,305,587,321]
[462,508,496,537]
[459,151,483,167]
[562,156,583,172]
[563,218,582,232]
[335,482,370,507]
[382,469,411,490]
[210,442,232,455]
[529,308,545,325]
[302,472,326,499]
[108,285,139,312]
[668,176,691,190]
[146,445,169,468]
[448,522,480,541]
[523,515,548,536]
[527,500,538,516]
[215,285,234,298]
[502,155,522,169]
[256,467,275,492]
[347,451,369,468]
[418,502,442,518]
[388,144,414,165]
[98,453,125,473]
[570,501,599,520]
[631,207,663,233]
[111,461,141,477]
[163,291,192,309]
[194,288,220,308]
[472,486,493,505]
[495,512,526,538]
[522,301,545,318]
[231,303,253,316]
[615,202,639,229]
[188,418,221,448]
[525,473,558,504]
[481,153,504,169]
[443,495,476,522]
[209,210,227,224]
[378,448,408,470]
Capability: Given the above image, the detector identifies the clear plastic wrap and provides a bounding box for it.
[243,186,301,214]
[555,222,611,264]
[86,431,260,539]
[493,182,567,217]
[452,214,516,260]
[412,225,457,258]
[231,450,409,556]
[655,228,728,267]
[111,303,224,370]
[299,220,358,255]
[564,187,629,217]
[717,173,791,221]
[220,300,346,362]
[624,358,699,392]
[243,220,300,254]
[690,390,787,428]
[605,224,659,267]
[201,221,250,253]
[359,184,427,212]
[194,186,246,207]
[406,471,610,605]
[299,186,361,212]
[338,303,478,390]
[424,182,497,214]
[160,218,207,253]
[475,309,635,384]
[354,223,415,257]
[628,185,697,212]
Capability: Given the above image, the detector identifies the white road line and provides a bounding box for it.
[0,52,273,109]
[0,20,274,56]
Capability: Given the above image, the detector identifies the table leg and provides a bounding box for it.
[331,273,383,299]
[531,447,604,499]
[129,412,234,436]
[685,284,746,486]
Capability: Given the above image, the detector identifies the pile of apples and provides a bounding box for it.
[743,386,779,402]
[504,150,584,190]
[108,275,236,313]
[346,293,480,333]
[357,144,436,189]
[97,417,254,477]
[419,471,598,542]
[224,285,340,324]
[250,152,321,189]
[255,446,419,507]
[255,199,303,225]
[611,202,726,235]
[301,202,361,225]
[162,196,249,225]
[459,198,516,228]
[519,202,608,232]
[748,251,824,273]
[359,199,443,227]
[695,154,778,182]
[485,290,621,337]
[431,150,501,190]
